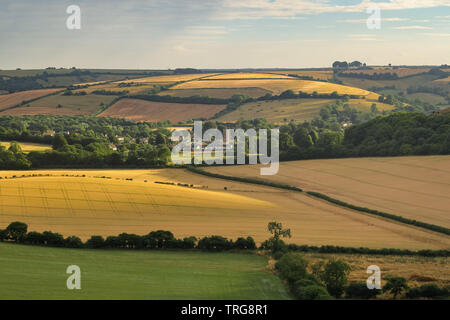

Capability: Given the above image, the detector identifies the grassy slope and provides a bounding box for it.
[0,242,289,300]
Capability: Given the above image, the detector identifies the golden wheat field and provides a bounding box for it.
[204,156,450,229]
[0,168,449,250]
[172,79,379,99]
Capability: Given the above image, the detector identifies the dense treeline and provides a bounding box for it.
[1,221,448,257]
[279,112,450,161]
[0,221,256,251]
[339,72,399,80]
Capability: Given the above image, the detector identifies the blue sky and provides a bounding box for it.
[0,0,449,69]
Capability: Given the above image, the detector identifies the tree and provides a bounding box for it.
[383,277,409,299]
[52,134,68,150]
[266,221,291,253]
[312,259,351,298]
[8,141,22,154]
[275,253,308,284]
[5,221,28,242]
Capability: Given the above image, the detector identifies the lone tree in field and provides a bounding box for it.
[267,221,291,253]
[383,277,409,299]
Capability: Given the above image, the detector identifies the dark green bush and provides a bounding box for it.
[64,236,84,248]
[86,235,106,249]
[345,282,380,299]
[197,235,233,251]
[405,284,449,299]
[275,253,308,284]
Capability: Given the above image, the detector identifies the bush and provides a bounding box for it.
[182,236,197,249]
[197,235,233,251]
[5,221,28,242]
[145,230,175,249]
[86,235,106,249]
[234,237,257,250]
[313,259,351,298]
[345,282,380,299]
[275,253,308,284]
[64,236,84,248]
[42,231,65,247]
[405,284,449,299]
[294,285,333,300]
[0,229,6,241]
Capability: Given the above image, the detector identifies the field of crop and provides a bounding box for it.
[0,93,117,116]
[0,242,288,299]
[99,98,226,123]
[0,169,448,250]
[339,74,440,92]
[204,156,450,229]
[302,253,449,288]
[267,70,334,80]
[158,87,272,99]
[341,68,431,78]
[408,93,448,105]
[0,141,51,153]
[216,98,395,123]
[0,89,61,111]
[217,98,335,123]
[73,83,160,95]
[115,73,219,84]
[172,79,379,100]
[205,73,294,80]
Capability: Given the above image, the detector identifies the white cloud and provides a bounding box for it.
[337,17,409,23]
[393,25,433,30]
[213,0,450,20]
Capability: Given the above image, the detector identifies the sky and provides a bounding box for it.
[0,0,449,69]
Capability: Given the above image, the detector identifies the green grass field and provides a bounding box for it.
[0,243,289,300]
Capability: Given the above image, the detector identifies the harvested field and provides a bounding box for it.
[158,87,272,99]
[172,79,379,100]
[73,83,160,95]
[341,68,431,78]
[0,89,61,111]
[0,169,449,250]
[204,156,450,229]
[267,70,334,80]
[216,98,395,123]
[217,98,335,123]
[205,73,294,80]
[99,98,226,122]
[115,73,219,84]
[0,94,116,116]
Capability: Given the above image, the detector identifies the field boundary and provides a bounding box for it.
[187,166,450,236]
